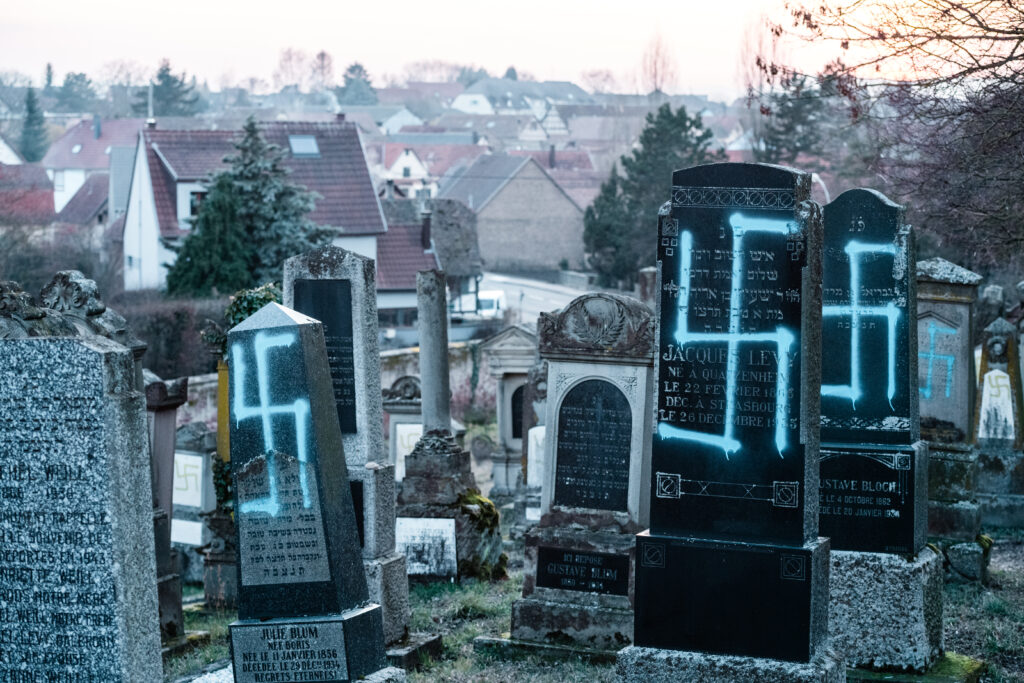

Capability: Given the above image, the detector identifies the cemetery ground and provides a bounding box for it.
[164,523,1024,682]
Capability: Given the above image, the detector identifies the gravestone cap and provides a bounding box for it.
[916,258,982,286]
[230,301,316,333]
[539,292,655,364]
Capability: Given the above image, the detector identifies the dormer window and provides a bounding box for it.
[189,191,207,217]
[71,144,82,154]
[288,135,319,158]
[402,166,411,178]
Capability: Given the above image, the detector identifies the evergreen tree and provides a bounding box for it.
[336,63,377,105]
[54,72,96,112]
[227,117,328,283]
[754,75,825,166]
[166,174,251,296]
[584,104,725,285]
[43,63,54,95]
[503,66,518,81]
[19,88,48,162]
[133,60,201,116]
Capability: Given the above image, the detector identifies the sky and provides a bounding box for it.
[0,0,834,102]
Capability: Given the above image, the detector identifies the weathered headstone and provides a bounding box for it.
[818,189,941,672]
[503,293,655,653]
[619,163,842,681]
[382,376,466,482]
[973,318,1024,527]
[0,280,162,681]
[284,247,410,645]
[227,302,402,682]
[480,324,538,503]
[916,257,984,540]
[396,271,504,580]
[517,358,548,526]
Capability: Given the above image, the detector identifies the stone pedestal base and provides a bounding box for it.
[946,541,989,582]
[929,500,982,540]
[202,551,237,609]
[488,449,519,503]
[829,549,943,672]
[616,645,846,682]
[977,492,1024,527]
[511,599,632,651]
[230,605,387,682]
[365,552,411,645]
[386,631,444,670]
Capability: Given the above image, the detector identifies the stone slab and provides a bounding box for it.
[386,632,444,670]
[348,461,397,560]
[634,532,830,663]
[365,551,411,645]
[846,652,987,682]
[616,645,846,682]
[472,635,618,663]
[946,542,988,582]
[977,492,1024,527]
[510,598,632,651]
[928,501,982,541]
[829,549,943,672]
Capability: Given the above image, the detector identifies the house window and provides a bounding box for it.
[189,191,207,217]
[415,188,431,199]
[402,166,411,178]
[126,255,134,267]
[53,171,65,191]
[288,135,320,157]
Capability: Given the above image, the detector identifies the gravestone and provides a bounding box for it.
[145,370,189,643]
[503,293,655,653]
[227,303,402,682]
[396,271,505,580]
[619,163,842,681]
[818,189,941,672]
[480,324,538,503]
[973,318,1024,527]
[0,280,162,681]
[515,359,548,527]
[171,448,217,581]
[284,247,410,645]
[382,376,466,482]
[917,257,984,540]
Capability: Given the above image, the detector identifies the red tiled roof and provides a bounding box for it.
[375,222,439,291]
[142,121,386,239]
[42,118,143,171]
[382,143,487,178]
[57,172,108,225]
[0,163,55,225]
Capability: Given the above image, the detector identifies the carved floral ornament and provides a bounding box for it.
[40,270,106,316]
[539,293,654,361]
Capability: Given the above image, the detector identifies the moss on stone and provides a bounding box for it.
[455,488,501,533]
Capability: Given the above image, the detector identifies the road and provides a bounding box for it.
[479,272,583,325]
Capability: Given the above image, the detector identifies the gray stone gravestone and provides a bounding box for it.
[0,280,162,681]
[480,323,539,503]
[917,257,984,541]
[284,247,410,645]
[618,163,842,682]
[818,189,941,672]
[396,271,505,580]
[514,358,548,528]
[227,302,402,682]
[506,293,655,653]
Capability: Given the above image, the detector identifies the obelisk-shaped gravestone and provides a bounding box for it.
[818,189,942,672]
[284,247,410,645]
[0,284,161,681]
[228,303,400,682]
[619,163,841,681]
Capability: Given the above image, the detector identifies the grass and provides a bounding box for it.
[163,606,235,682]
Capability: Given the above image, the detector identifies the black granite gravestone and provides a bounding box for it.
[553,379,631,512]
[292,279,357,434]
[819,189,926,554]
[228,303,386,682]
[635,162,829,663]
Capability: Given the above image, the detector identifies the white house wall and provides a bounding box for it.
[331,234,377,261]
[0,139,21,165]
[49,168,87,212]
[175,182,205,232]
[122,138,162,291]
[451,94,494,115]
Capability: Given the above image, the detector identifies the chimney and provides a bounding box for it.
[384,179,395,200]
[548,144,556,169]
[420,207,432,250]
[92,114,101,139]
[336,113,346,122]
[146,119,157,130]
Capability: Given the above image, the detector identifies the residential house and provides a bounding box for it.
[508,148,602,208]
[0,133,23,165]
[121,118,386,292]
[450,79,592,117]
[0,163,55,228]
[55,172,109,253]
[41,116,143,212]
[368,143,488,199]
[438,153,584,272]
[338,105,422,136]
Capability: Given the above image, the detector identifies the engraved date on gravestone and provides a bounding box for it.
[293,279,357,434]
[231,618,347,683]
[536,547,630,595]
[553,379,632,511]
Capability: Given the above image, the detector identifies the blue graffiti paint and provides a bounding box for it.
[918,320,957,399]
[821,240,900,408]
[657,212,798,458]
[232,330,313,516]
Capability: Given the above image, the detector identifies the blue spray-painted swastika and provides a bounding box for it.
[232,330,312,516]
[822,241,900,408]
[657,212,799,459]
[919,320,957,399]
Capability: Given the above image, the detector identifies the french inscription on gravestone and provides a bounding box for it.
[652,168,814,546]
[820,189,912,445]
[553,379,631,511]
[536,547,630,595]
[231,618,348,683]
[293,279,357,434]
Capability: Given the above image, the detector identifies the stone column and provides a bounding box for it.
[417,270,451,433]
